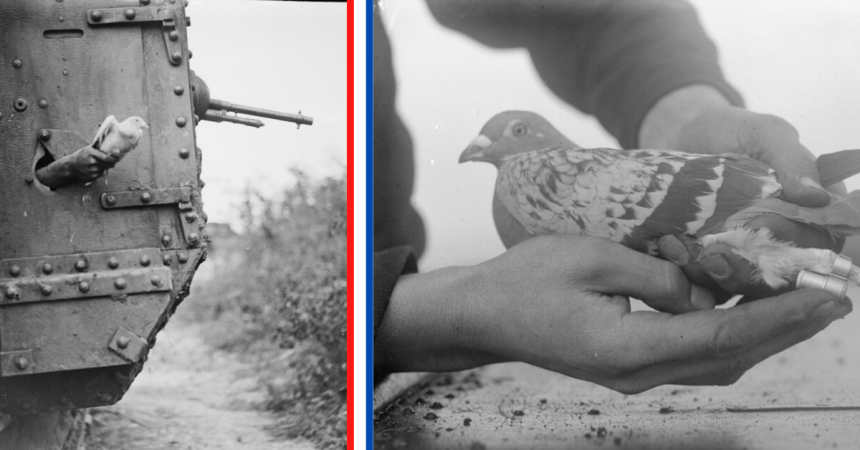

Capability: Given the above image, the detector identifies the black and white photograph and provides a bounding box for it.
[0,1,347,449]
[372,1,860,448]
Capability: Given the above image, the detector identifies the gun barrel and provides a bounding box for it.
[202,110,265,128]
[208,99,314,126]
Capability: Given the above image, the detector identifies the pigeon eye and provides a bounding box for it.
[512,123,528,137]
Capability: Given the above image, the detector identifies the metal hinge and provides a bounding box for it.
[100,187,203,247]
[86,5,186,66]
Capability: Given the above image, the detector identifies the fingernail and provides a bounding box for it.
[800,177,831,198]
[811,300,839,319]
[700,254,731,280]
[690,284,716,310]
[660,236,689,265]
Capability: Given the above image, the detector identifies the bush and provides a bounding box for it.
[189,168,347,449]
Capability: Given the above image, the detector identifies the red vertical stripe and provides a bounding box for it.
[346,0,354,448]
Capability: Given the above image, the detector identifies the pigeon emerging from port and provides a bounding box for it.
[91,115,149,183]
[459,111,860,290]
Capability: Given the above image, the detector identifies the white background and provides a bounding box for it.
[380,0,860,272]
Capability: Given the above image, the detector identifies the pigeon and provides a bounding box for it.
[459,111,860,290]
[91,115,149,183]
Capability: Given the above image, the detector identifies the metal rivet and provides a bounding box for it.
[105,195,118,206]
[25,175,34,184]
[150,275,162,287]
[4,287,17,300]
[124,9,136,20]
[91,11,103,22]
[108,257,119,269]
[171,51,182,63]
[187,50,193,59]
[117,336,130,349]
[140,192,152,203]
[177,252,188,263]
[187,233,199,245]
[9,266,20,277]
[175,116,187,127]
[179,148,190,159]
[169,30,179,41]
[114,278,127,290]
[162,234,172,246]
[14,99,28,112]
[42,263,53,275]
[140,255,151,266]
[173,85,184,95]
[199,179,206,188]
[12,59,22,69]
[40,284,52,296]
[39,129,51,141]
[62,69,69,76]
[162,254,172,266]
[14,357,28,370]
[78,281,90,293]
[74,259,87,272]
[38,99,48,109]
[141,0,150,5]
[59,15,65,22]
[184,213,197,223]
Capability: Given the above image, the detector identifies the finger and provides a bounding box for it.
[587,240,708,314]
[696,243,782,297]
[618,288,844,369]
[668,297,852,386]
[764,145,831,207]
[657,235,734,306]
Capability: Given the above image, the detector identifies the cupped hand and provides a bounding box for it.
[466,235,850,393]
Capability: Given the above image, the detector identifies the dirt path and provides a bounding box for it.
[86,317,315,450]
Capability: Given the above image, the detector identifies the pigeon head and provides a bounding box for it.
[125,116,150,131]
[459,111,573,168]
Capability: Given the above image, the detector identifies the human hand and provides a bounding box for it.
[375,235,851,393]
[640,86,844,299]
[35,146,118,189]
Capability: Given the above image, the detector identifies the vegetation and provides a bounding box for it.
[186,169,347,449]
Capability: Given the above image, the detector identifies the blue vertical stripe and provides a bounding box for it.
[366,0,374,448]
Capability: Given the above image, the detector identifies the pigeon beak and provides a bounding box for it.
[142,122,150,129]
[459,134,492,163]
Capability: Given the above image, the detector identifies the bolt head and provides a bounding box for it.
[4,287,17,300]
[179,148,190,159]
[91,10,103,22]
[12,59,22,69]
[187,50,193,59]
[14,357,28,370]
[42,263,53,274]
[177,252,189,263]
[140,192,152,203]
[114,278,127,290]
[162,254,173,266]
[74,259,88,271]
[185,213,197,223]
[38,99,48,109]
[187,233,200,245]
[9,266,20,277]
[171,51,182,63]
[124,8,136,20]
[40,284,52,296]
[140,255,151,266]
[78,281,90,293]
[141,0,151,5]
[162,234,173,247]
[62,69,69,76]
[169,30,180,41]
[14,98,28,112]
[175,116,187,127]
[108,257,119,269]
[105,194,118,206]
[117,336,130,349]
[151,275,162,287]
[39,129,51,141]
[174,85,184,95]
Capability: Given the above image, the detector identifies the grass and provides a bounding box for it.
[185,169,347,449]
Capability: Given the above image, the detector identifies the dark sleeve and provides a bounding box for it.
[425,0,744,149]
[373,246,418,339]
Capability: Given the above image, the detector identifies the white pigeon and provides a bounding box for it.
[91,115,149,184]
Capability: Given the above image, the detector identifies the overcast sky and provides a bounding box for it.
[381,0,860,271]
[187,0,346,229]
